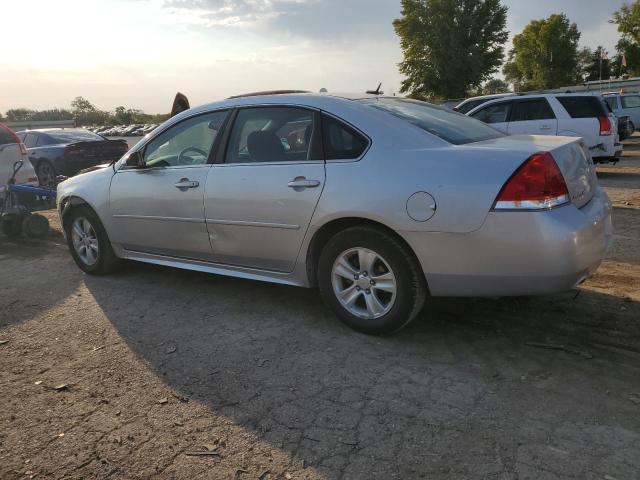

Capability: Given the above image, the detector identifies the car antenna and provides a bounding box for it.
[366,83,383,95]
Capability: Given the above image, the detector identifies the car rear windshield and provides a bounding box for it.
[556,96,607,118]
[362,98,504,145]
[47,130,104,143]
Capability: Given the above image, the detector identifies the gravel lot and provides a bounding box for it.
[1,136,639,480]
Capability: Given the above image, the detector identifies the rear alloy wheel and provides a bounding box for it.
[318,226,426,335]
[36,161,56,188]
[331,248,397,319]
[64,205,122,275]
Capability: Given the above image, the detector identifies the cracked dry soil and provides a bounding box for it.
[1,137,640,479]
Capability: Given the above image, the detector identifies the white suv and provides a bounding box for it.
[0,123,38,195]
[467,93,622,164]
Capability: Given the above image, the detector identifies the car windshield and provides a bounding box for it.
[46,130,104,143]
[361,98,504,145]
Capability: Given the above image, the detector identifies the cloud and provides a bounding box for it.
[162,0,400,41]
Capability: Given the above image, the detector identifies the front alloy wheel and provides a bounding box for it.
[64,205,122,275]
[71,217,99,266]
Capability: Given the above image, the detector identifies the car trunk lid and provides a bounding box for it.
[469,134,598,209]
[65,140,128,163]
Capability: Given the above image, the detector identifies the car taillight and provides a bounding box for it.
[599,116,612,136]
[493,152,569,210]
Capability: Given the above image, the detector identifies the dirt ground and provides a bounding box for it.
[1,137,639,480]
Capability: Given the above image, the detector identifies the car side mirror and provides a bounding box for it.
[125,151,145,168]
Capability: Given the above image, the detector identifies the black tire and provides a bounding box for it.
[36,161,57,188]
[317,226,427,335]
[630,122,636,134]
[1,215,23,237]
[22,214,50,239]
[63,205,122,275]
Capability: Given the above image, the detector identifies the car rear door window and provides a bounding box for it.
[557,96,607,118]
[510,99,555,122]
[322,115,368,160]
[225,107,317,164]
[471,102,511,124]
[621,95,640,108]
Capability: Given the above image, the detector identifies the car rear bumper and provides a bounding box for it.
[401,187,613,297]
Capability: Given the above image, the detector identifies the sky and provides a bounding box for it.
[0,0,629,114]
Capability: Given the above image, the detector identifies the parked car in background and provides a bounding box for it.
[16,129,128,186]
[57,92,612,334]
[1,124,39,195]
[453,93,515,114]
[467,93,622,163]
[604,92,640,132]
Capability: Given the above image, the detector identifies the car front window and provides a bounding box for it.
[144,110,228,167]
[362,98,504,145]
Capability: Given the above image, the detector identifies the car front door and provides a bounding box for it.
[109,109,229,261]
[204,106,325,272]
[469,101,511,133]
[507,98,558,136]
[621,95,640,127]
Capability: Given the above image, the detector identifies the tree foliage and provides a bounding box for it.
[3,97,169,126]
[613,2,640,76]
[394,0,508,99]
[503,14,580,90]
[576,46,612,82]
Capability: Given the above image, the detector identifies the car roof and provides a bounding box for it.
[457,93,515,105]
[464,91,609,116]
[171,92,391,122]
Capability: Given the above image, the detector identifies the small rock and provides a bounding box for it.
[158,398,168,405]
[166,346,177,354]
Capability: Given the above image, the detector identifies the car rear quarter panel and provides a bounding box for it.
[311,134,559,235]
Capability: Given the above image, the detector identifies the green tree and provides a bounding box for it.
[394,0,508,99]
[613,2,640,76]
[503,14,581,90]
[614,1,640,44]
[578,46,612,82]
[482,78,510,94]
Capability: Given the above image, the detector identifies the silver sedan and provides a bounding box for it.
[57,92,613,334]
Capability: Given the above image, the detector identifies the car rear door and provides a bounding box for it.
[468,101,511,133]
[507,98,558,136]
[204,106,325,272]
[109,109,229,261]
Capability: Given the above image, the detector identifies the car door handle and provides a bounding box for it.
[174,178,199,190]
[539,125,552,130]
[287,177,320,189]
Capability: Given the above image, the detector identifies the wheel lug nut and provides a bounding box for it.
[365,289,371,295]
[363,271,368,277]
[354,274,359,280]
[370,280,375,286]
[356,286,361,291]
